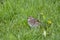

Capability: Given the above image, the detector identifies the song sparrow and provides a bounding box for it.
[28,16,40,28]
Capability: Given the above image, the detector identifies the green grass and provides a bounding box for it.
[0,0,60,40]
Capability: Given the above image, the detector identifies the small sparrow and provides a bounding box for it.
[28,16,40,28]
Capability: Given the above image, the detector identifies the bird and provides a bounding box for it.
[28,16,40,28]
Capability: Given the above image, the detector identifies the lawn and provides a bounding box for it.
[0,0,60,40]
